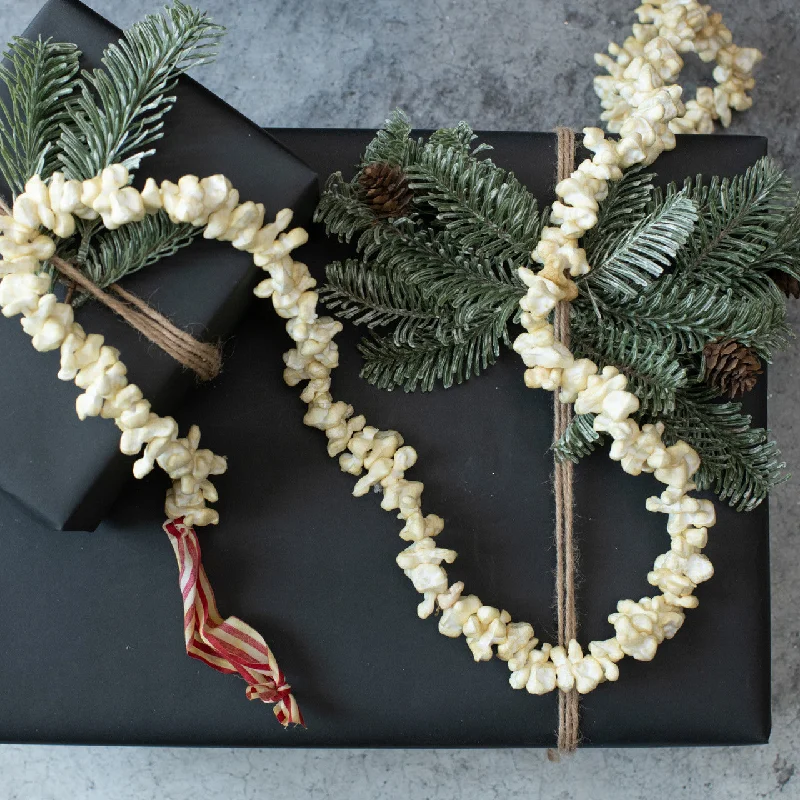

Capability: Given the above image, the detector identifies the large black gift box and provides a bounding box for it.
[0,126,770,746]
[0,0,318,531]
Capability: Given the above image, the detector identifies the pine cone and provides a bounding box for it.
[703,339,763,398]
[359,162,413,219]
[768,268,800,299]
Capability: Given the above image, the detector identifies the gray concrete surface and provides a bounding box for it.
[0,1,798,798]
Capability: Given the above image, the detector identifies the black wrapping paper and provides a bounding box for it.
[0,129,770,747]
[0,0,318,530]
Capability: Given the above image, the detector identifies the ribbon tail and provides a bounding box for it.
[163,517,304,728]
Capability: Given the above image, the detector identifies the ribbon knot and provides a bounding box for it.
[164,517,304,727]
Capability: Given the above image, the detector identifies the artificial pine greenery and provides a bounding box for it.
[58,1,223,181]
[315,111,800,511]
[0,2,222,295]
[317,113,543,391]
[80,212,197,290]
[0,38,80,196]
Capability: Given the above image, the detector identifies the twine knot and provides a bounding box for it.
[0,195,221,381]
[52,255,222,381]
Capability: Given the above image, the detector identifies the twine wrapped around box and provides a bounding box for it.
[0,197,222,382]
[550,126,580,758]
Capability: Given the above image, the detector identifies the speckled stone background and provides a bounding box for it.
[0,1,798,798]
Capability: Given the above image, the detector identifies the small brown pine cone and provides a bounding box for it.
[703,339,763,399]
[359,162,413,219]
[768,268,800,299]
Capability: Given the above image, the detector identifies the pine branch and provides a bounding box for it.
[748,198,800,281]
[581,192,697,301]
[0,37,80,194]
[78,209,199,294]
[322,226,523,355]
[670,157,795,283]
[576,161,798,362]
[321,257,443,343]
[363,225,523,302]
[427,121,492,156]
[553,413,601,463]
[590,267,791,358]
[571,308,687,415]
[314,172,380,244]
[361,109,422,169]
[406,139,544,267]
[661,387,786,512]
[359,311,510,392]
[59,1,223,180]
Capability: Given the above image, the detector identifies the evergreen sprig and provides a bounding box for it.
[580,192,697,301]
[360,109,421,168]
[316,112,800,509]
[323,257,443,340]
[0,37,81,195]
[359,309,515,392]
[317,112,538,391]
[552,413,600,463]
[80,210,199,293]
[666,388,783,511]
[672,158,796,284]
[406,141,545,267]
[59,1,224,180]
[0,6,223,308]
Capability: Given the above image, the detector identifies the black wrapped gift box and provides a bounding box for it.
[0,127,770,747]
[0,0,318,531]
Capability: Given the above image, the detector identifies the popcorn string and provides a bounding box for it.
[0,166,307,723]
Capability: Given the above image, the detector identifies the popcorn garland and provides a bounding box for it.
[283,121,719,693]
[0,155,717,700]
[0,166,308,724]
[0,0,761,708]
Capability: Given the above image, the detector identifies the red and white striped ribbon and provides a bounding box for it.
[163,517,303,727]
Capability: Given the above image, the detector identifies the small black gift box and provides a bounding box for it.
[0,128,770,747]
[0,0,317,531]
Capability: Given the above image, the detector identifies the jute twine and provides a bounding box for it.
[548,127,580,759]
[0,198,221,381]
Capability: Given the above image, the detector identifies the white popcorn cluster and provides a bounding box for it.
[608,596,685,661]
[0,165,307,527]
[595,1,762,136]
